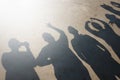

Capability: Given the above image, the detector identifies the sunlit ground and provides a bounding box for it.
[0,0,120,80]
[0,0,90,57]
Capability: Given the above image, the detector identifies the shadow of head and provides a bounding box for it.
[43,33,55,43]
[8,39,20,50]
[68,26,78,35]
[105,14,116,20]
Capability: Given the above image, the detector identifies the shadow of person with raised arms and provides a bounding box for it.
[36,23,91,80]
[2,39,40,80]
[101,1,120,16]
[86,18,120,58]
[111,1,120,8]
[68,25,120,80]
[105,14,120,28]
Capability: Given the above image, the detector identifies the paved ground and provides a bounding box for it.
[0,0,120,80]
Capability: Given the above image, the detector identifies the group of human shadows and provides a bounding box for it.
[2,1,120,80]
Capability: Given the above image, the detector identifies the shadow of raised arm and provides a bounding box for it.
[47,23,64,34]
[101,4,120,16]
[111,1,120,8]
[85,21,98,35]
[85,18,120,58]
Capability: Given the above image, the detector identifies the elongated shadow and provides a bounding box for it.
[86,18,120,58]
[2,39,40,80]
[101,2,120,16]
[111,1,120,8]
[105,14,120,28]
[101,2,120,28]
[68,25,120,80]
[36,24,91,80]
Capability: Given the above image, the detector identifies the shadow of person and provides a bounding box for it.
[36,24,91,80]
[68,25,120,80]
[111,1,120,8]
[105,14,120,28]
[101,3,120,16]
[85,18,120,59]
[2,39,40,80]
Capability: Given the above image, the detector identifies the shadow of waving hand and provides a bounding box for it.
[36,24,91,80]
[85,18,120,59]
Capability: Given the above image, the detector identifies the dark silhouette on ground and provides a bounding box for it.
[2,39,40,80]
[86,18,120,59]
[101,2,120,28]
[101,2,120,16]
[111,1,120,8]
[36,24,91,80]
[105,14,120,27]
[68,25,120,80]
